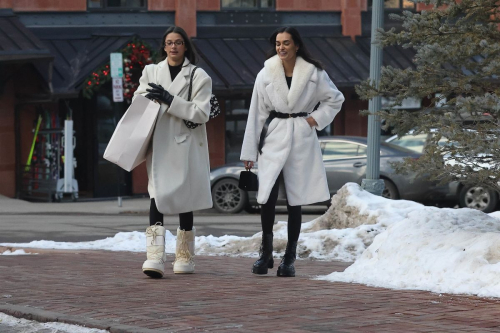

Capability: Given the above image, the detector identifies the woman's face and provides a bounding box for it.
[164,32,187,64]
[275,32,299,62]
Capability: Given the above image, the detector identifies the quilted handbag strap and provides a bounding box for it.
[187,66,198,101]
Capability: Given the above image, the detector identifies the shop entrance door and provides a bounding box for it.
[93,86,131,198]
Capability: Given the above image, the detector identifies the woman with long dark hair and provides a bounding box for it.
[241,27,344,277]
[134,26,213,278]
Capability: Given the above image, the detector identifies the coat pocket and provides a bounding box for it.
[299,117,314,135]
[175,133,189,143]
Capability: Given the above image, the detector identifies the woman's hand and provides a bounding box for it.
[306,116,318,128]
[146,83,174,106]
[243,161,254,170]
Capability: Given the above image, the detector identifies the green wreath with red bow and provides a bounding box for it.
[82,39,155,102]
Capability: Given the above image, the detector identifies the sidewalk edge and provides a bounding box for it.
[0,304,163,333]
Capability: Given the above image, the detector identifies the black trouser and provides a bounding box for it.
[261,175,302,242]
[149,199,193,231]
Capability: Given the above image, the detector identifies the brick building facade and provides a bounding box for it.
[0,0,422,200]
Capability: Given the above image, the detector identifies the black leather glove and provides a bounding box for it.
[146,83,174,106]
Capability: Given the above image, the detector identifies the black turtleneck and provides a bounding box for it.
[169,63,183,81]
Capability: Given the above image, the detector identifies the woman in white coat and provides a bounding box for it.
[134,26,213,278]
[241,27,344,277]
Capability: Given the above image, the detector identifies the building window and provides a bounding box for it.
[88,0,147,10]
[225,99,250,163]
[368,0,415,9]
[221,0,274,10]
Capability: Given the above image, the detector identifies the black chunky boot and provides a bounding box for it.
[252,233,274,275]
[277,241,297,277]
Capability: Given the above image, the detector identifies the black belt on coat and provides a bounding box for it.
[258,110,308,154]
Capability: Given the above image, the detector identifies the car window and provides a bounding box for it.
[322,142,366,160]
[388,133,427,153]
[437,136,449,147]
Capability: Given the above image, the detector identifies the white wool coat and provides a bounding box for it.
[240,55,345,206]
[134,58,213,214]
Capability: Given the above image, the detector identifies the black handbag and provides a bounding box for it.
[184,67,221,129]
[238,170,259,191]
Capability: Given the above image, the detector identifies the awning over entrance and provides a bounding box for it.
[192,36,416,91]
[33,33,227,97]
[40,35,132,96]
[25,31,417,97]
[0,9,52,63]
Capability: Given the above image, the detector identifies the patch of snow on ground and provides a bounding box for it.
[0,184,407,262]
[0,312,107,333]
[1,249,36,255]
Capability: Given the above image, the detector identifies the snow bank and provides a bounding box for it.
[318,185,500,298]
[489,211,500,220]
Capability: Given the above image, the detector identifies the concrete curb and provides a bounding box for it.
[0,304,165,333]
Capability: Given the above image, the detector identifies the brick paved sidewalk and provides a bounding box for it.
[0,249,499,333]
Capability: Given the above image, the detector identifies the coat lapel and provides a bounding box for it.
[264,55,289,109]
[168,58,190,97]
[155,58,191,97]
[264,55,316,111]
[155,59,171,88]
[288,56,315,109]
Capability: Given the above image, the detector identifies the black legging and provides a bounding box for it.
[149,199,193,231]
[261,175,302,242]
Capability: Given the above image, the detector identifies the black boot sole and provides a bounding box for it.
[252,259,274,275]
[143,269,163,279]
[277,266,295,277]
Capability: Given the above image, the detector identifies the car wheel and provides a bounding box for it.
[459,185,498,213]
[212,178,248,214]
[381,179,400,200]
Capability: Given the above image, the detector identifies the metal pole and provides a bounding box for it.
[361,0,385,196]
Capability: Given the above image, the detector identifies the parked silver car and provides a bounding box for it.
[386,132,499,213]
[209,136,452,214]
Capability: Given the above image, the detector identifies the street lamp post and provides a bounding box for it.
[361,0,385,196]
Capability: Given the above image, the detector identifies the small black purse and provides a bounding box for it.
[238,170,259,191]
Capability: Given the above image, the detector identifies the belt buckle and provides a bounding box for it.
[289,114,292,118]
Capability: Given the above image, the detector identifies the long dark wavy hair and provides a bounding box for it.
[158,26,198,65]
[267,27,323,70]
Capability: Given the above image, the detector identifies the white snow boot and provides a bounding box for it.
[173,227,195,274]
[142,222,166,278]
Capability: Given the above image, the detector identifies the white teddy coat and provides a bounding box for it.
[134,58,213,214]
[240,55,344,206]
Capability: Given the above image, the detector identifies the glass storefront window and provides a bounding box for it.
[225,99,250,163]
[88,0,101,8]
[368,0,415,9]
[88,0,146,9]
[384,0,399,8]
[221,0,274,9]
[403,0,415,8]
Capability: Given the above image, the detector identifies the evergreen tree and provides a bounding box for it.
[356,0,500,192]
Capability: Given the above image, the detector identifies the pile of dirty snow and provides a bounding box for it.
[316,185,500,298]
[0,312,107,333]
